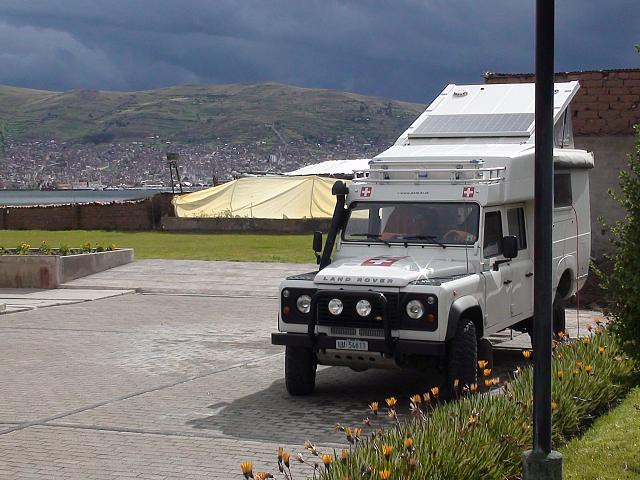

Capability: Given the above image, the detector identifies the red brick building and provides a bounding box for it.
[485,69,640,256]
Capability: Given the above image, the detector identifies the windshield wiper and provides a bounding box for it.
[398,235,447,249]
[350,233,391,247]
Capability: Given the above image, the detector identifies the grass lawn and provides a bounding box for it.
[0,230,316,263]
[562,386,640,479]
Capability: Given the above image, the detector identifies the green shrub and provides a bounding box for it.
[596,125,640,363]
[58,244,70,256]
[16,242,30,255]
[38,241,52,255]
[243,330,634,480]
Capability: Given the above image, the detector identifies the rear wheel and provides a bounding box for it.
[446,318,478,394]
[285,346,317,395]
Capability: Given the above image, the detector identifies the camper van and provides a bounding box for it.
[272,82,592,395]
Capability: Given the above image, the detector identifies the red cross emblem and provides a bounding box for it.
[361,186,372,197]
[462,186,475,198]
[361,256,407,267]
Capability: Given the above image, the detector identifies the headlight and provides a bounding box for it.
[426,295,436,305]
[296,294,312,314]
[356,299,372,317]
[406,299,424,319]
[328,298,343,315]
[282,289,290,298]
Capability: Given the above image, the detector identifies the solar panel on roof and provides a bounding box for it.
[408,113,535,138]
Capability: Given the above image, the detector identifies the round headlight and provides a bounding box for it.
[328,298,343,315]
[426,296,436,305]
[296,294,312,314]
[406,299,424,319]
[282,289,290,298]
[356,299,372,317]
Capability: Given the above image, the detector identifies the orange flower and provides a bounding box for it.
[404,437,414,449]
[576,361,583,369]
[422,392,431,403]
[483,368,492,377]
[551,401,559,411]
[277,447,284,461]
[585,364,593,373]
[430,386,440,398]
[254,472,273,480]
[385,397,397,408]
[557,370,564,379]
[369,401,379,415]
[582,337,591,345]
[353,427,362,440]
[340,449,349,461]
[470,383,478,392]
[598,346,606,354]
[240,461,253,478]
[321,454,332,466]
[409,394,422,405]
[382,445,394,459]
[379,470,391,480]
[282,452,290,468]
[522,350,532,359]
[484,379,492,387]
[478,360,489,369]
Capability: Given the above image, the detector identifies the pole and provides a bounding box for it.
[523,0,563,477]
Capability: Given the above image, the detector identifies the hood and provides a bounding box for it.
[314,254,469,287]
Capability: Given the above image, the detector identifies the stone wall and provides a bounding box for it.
[0,193,175,231]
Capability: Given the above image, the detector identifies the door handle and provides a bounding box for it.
[503,279,512,285]
[525,272,533,277]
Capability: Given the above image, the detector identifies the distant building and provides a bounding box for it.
[485,69,640,256]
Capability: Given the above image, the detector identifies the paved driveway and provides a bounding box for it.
[0,260,600,479]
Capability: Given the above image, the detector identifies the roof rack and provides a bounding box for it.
[354,160,505,185]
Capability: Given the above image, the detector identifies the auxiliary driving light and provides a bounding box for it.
[406,299,424,319]
[426,296,436,305]
[328,298,343,315]
[296,294,312,314]
[356,299,372,317]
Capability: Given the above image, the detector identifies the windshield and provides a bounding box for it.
[343,202,479,246]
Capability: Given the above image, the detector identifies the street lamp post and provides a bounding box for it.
[522,0,563,478]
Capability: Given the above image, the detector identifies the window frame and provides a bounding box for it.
[482,210,504,259]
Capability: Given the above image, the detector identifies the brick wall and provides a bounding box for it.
[485,69,640,135]
[1,194,176,231]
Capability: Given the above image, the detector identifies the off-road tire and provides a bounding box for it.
[553,294,566,336]
[285,346,317,396]
[446,318,478,393]
[477,337,494,372]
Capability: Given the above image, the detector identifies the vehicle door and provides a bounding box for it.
[481,209,513,331]
[506,206,533,319]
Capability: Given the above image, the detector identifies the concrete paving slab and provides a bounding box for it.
[0,288,135,315]
[63,259,316,297]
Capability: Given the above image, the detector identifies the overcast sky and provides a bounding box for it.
[0,1,637,102]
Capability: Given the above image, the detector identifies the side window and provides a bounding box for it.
[554,173,572,208]
[483,211,503,258]
[507,207,527,250]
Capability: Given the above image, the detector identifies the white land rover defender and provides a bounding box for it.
[272,82,592,395]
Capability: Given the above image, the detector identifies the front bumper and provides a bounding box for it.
[271,332,446,356]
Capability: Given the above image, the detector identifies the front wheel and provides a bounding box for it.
[285,346,317,395]
[446,318,478,393]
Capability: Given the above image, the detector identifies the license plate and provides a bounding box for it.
[336,339,369,351]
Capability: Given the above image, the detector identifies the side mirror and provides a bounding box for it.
[313,231,323,264]
[502,235,518,259]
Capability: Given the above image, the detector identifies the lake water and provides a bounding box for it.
[0,190,163,206]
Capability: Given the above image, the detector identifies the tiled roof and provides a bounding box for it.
[485,69,640,135]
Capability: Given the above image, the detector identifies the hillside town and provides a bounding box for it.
[0,137,385,190]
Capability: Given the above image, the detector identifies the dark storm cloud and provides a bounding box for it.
[0,0,637,102]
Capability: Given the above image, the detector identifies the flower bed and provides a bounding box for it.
[0,241,133,288]
[241,328,635,480]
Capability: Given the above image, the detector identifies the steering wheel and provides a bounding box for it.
[442,230,466,243]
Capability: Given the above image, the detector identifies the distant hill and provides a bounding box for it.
[0,83,425,147]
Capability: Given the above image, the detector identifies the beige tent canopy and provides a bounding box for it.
[173,175,342,219]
